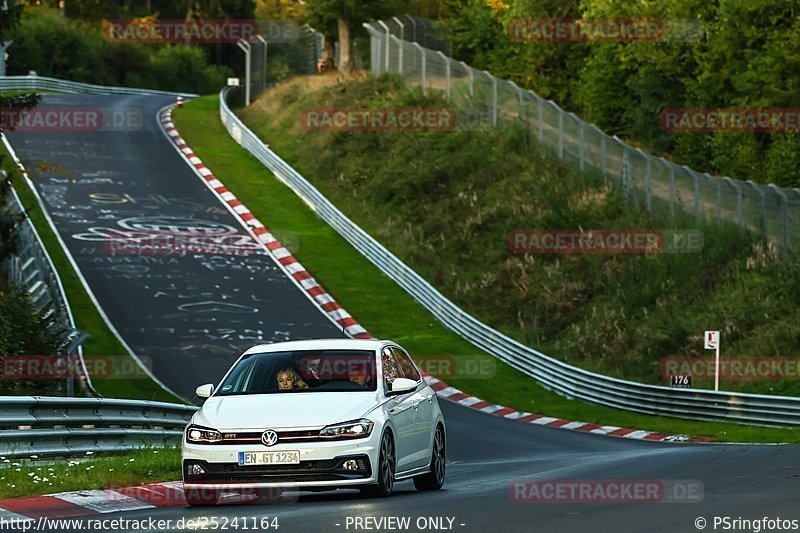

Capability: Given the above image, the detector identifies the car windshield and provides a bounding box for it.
[215,349,378,395]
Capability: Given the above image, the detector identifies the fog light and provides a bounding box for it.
[187,463,205,476]
[342,460,358,471]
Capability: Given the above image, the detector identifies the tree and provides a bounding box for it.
[304,0,411,75]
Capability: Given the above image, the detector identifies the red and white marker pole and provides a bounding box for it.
[704,330,720,391]
[177,95,184,109]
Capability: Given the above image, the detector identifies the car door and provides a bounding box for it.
[392,346,432,469]
[382,346,418,472]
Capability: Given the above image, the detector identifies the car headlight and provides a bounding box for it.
[319,419,374,440]
[186,425,222,444]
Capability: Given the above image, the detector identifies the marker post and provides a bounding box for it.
[704,331,720,391]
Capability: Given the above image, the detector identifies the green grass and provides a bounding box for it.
[0,447,180,499]
[1,141,182,403]
[171,88,800,443]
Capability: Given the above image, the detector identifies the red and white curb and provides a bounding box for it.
[159,104,709,445]
[424,375,710,443]
[0,481,261,521]
[159,107,372,341]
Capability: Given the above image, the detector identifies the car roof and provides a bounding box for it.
[242,338,390,356]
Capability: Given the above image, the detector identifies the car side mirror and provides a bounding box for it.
[195,384,214,398]
[388,377,418,396]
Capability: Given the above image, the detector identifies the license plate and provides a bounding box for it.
[238,451,300,466]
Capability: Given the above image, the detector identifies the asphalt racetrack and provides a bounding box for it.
[7,94,800,533]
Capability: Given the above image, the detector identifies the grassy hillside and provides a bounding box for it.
[237,74,800,397]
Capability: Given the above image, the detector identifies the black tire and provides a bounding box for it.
[361,431,396,498]
[185,487,219,506]
[413,425,445,491]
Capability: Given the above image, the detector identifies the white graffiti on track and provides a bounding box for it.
[177,301,259,314]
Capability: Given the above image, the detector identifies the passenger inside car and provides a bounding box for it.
[276,367,309,390]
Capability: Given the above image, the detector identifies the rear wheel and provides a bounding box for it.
[361,432,395,498]
[413,425,445,491]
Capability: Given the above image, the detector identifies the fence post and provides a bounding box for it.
[715,178,722,222]
[645,153,652,212]
[669,165,676,224]
[378,20,391,72]
[393,17,404,74]
[769,184,789,248]
[481,71,497,127]
[537,94,544,141]
[256,35,267,93]
[724,177,742,231]
[404,14,417,42]
[579,122,585,171]
[693,170,701,223]
[600,130,607,181]
[747,180,767,237]
[236,39,251,106]
[414,43,426,94]
[557,105,564,160]
[460,62,473,96]
[437,51,451,99]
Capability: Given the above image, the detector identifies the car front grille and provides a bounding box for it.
[184,455,371,484]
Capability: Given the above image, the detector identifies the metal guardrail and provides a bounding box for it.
[0,75,197,400]
[2,139,92,396]
[0,75,197,97]
[220,88,800,428]
[0,397,196,458]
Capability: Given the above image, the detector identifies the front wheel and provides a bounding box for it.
[413,425,445,491]
[361,432,395,498]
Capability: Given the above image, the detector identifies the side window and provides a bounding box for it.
[392,347,421,382]
[382,347,400,392]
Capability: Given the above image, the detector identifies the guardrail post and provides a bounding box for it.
[692,170,701,223]
[579,122,585,171]
[715,178,722,222]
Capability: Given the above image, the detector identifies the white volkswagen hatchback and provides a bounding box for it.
[182,339,446,505]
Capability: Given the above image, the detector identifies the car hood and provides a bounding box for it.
[193,392,381,430]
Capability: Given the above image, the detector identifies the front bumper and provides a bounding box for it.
[182,432,380,489]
